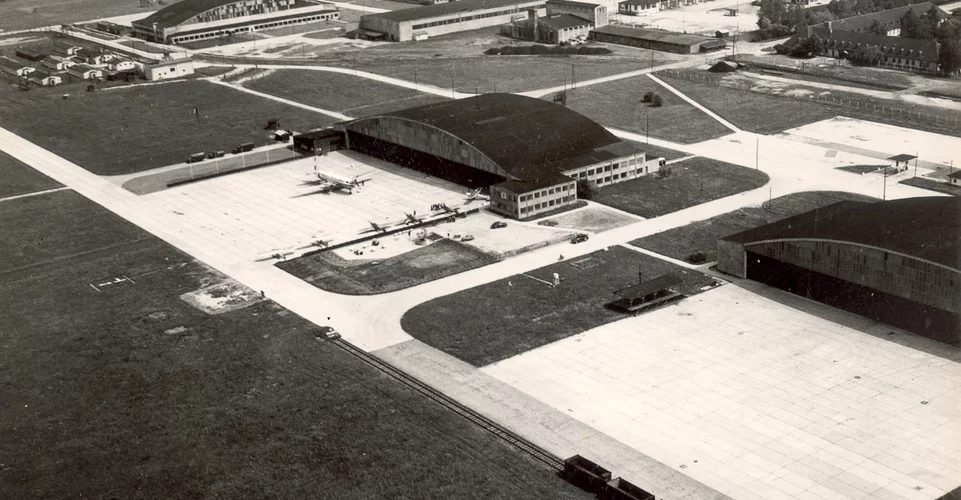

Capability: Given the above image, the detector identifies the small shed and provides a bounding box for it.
[947,170,961,187]
[608,274,683,314]
[293,128,345,154]
[887,153,916,171]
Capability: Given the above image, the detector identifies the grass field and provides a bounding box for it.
[630,191,878,263]
[244,70,449,116]
[658,74,840,134]
[401,246,717,366]
[592,156,769,218]
[0,190,592,499]
[900,177,961,196]
[564,76,732,144]
[344,56,660,93]
[0,0,160,30]
[279,238,496,294]
[0,80,333,175]
[0,150,61,199]
[659,72,961,138]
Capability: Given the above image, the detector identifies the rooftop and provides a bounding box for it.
[345,93,642,191]
[536,13,594,29]
[809,27,939,61]
[619,0,661,6]
[363,0,545,23]
[547,0,602,9]
[723,196,961,270]
[827,1,941,32]
[591,25,715,46]
[135,0,238,29]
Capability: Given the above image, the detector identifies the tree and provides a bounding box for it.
[650,94,664,107]
[791,34,824,57]
[901,10,934,39]
[849,45,884,65]
[757,0,787,27]
[939,39,961,75]
[576,179,598,200]
[867,19,888,35]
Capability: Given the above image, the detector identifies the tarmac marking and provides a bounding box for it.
[0,187,70,204]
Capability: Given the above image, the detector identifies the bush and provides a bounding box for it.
[650,94,664,107]
[641,91,654,103]
[686,251,708,264]
[576,179,598,200]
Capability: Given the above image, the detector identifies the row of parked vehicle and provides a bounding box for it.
[185,142,255,163]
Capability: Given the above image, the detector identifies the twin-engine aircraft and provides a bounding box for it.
[304,166,374,194]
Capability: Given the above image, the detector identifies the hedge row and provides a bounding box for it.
[485,45,612,56]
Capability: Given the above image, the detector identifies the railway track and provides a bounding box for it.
[331,338,566,471]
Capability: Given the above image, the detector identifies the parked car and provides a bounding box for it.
[186,152,205,163]
[571,233,589,244]
[461,234,475,242]
[491,221,508,229]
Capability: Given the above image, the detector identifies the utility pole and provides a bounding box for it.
[755,134,759,170]
[883,163,888,201]
[451,69,455,99]
[414,68,418,90]
[914,153,918,177]
[650,49,654,71]
[571,63,575,90]
[646,113,650,144]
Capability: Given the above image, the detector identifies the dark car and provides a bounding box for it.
[491,221,508,229]
[571,234,589,244]
[317,326,340,340]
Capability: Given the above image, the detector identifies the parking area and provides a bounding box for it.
[484,283,961,500]
[441,210,574,256]
[142,150,468,262]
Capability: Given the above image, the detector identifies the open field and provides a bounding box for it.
[658,73,841,134]
[0,150,61,199]
[631,191,879,263]
[660,71,961,138]
[0,189,592,499]
[0,80,333,175]
[401,246,717,366]
[345,56,667,93]
[244,69,449,116]
[564,76,732,144]
[592,156,769,218]
[279,237,496,294]
[901,177,961,196]
[0,0,157,30]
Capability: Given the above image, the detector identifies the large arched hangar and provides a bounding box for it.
[338,93,662,219]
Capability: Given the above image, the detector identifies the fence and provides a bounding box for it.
[656,68,961,130]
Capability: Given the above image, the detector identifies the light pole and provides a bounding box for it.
[646,112,650,144]
[755,135,759,170]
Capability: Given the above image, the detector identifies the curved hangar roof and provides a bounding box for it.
[137,0,243,28]
[723,196,961,270]
[344,93,640,189]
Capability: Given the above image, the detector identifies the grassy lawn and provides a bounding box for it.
[658,74,840,134]
[0,80,333,175]
[564,76,732,144]
[900,177,961,196]
[245,69,448,116]
[278,238,497,294]
[402,246,717,366]
[631,191,878,263]
[660,72,961,138]
[345,56,657,93]
[837,164,892,174]
[0,0,160,30]
[592,156,769,218]
[0,150,61,199]
[0,190,592,499]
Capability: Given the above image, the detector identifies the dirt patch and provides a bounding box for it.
[542,205,639,233]
[180,280,262,314]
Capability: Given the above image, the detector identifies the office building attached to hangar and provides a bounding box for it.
[718,197,961,345]
[317,93,661,219]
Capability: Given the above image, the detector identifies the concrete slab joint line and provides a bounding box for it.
[647,73,741,133]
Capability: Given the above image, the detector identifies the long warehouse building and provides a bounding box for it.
[358,0,547,42]
[718,196,961,346]
[132,0,339,44]
[332,93,662,219]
